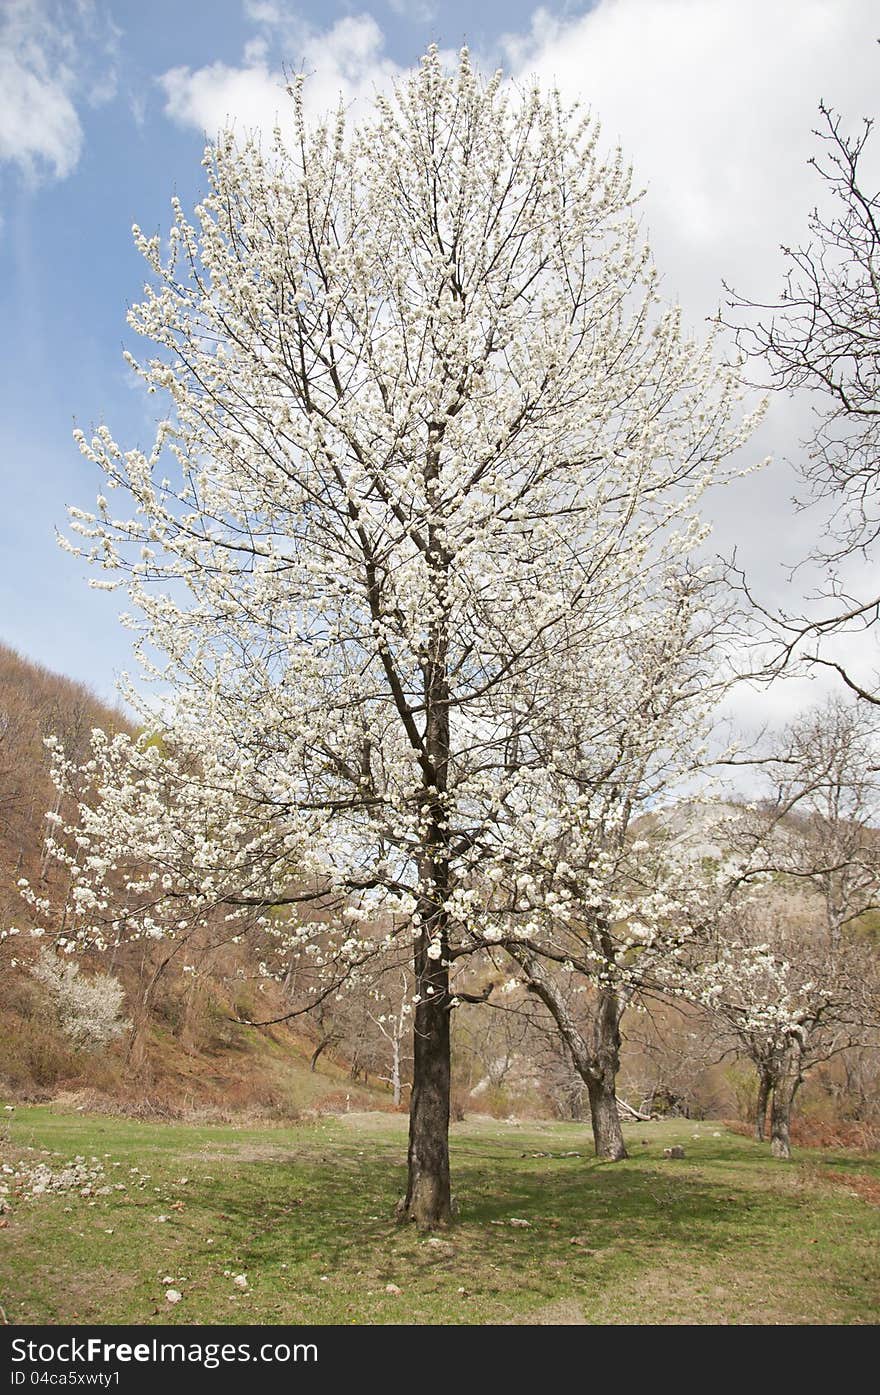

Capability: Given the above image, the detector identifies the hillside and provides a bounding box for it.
[0,643,128,921]
[1,642,875,1140]
[0,642,391,1118]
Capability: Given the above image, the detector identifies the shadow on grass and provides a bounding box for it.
[185,1139,800,1284]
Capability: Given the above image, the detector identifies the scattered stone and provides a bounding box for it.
[165,1289,182,1305]
[233,1274,248,1290]
[424,1237,454,1257]
[663,1146,685,1159]
[385,1283,402,1295]
[521,1150,582,1159]
[509,1217,531,1228]
[10,1158,107,1199]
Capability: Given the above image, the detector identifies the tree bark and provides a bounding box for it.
[514,949,627,1160]
[770,1041,803,1159]
[587,1071,627,1160]
[124,943,173,1072]
[755,1069,772,1142]
[310,1037,333,1072]
[588,988,628,1161]
[404,940,452,1226]
[401,494,454,1227]
[770,1072,801,1159]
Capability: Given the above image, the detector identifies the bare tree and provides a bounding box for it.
[368,969,413,1107]
[729,90,880,700]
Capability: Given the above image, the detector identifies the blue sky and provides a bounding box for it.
[1,0,877,712]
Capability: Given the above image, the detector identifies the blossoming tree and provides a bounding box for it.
[42,48,755,1225]
[448,567,744,1160]
[684,700,880,1156]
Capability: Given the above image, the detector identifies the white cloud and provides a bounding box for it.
[0,50,81,180]
[502,0,879,322]
[160,14,404,139]
[242,0,286,23]
[503,1,880,690]
[387,0,439,23]
[0,0,118,182]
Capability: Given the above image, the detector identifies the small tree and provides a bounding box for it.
[457,569,744,1159]
[368,969,413,1107]
[692,700,880,1156]
[693,907,877,1157]
[31,948,129,1052]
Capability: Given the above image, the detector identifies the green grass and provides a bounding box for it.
[1,1109,878,1325]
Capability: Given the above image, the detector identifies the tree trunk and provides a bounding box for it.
[770,1041,803,1159]
[588,987,628,1161]
[124,943,178,1071]
[403,915,452,1226]
[513,949,627,1160]
[755,1069,772,1142]
[587,1070,627,1160]
[400,448,454,1227]
[770,1072,801,1159]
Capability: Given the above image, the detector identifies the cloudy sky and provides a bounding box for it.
[1,0,877,718]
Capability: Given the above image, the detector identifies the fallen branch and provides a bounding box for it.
[617,1097,653,1121]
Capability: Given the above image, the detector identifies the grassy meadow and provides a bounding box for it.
[1,1108,878,1326]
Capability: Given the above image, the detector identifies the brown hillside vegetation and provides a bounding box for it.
[0,641,128,916]
[0,642,390,1118]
